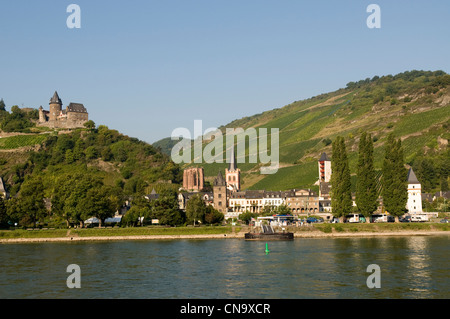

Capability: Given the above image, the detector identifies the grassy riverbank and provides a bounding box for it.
[1,223,449,242]
[311,222,450,234]
[0,226,241,239]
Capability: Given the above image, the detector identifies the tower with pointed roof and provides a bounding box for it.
[49,91,63,121]
[38,91,89,128]
[225,145,241,192]
[406,167,423,214]
[213,171,228,214]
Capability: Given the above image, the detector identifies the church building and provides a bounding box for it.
[225,146,241,192]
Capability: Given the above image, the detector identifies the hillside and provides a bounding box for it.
[170,70,450,193]
[0,125,182,198]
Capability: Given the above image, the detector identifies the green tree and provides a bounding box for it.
[355,132,378,222]
[79,185,116,227]
[261,205,275,216]
[124,205,151,227]
[0,194,8,228]
[6,197,22,226]
[238,211,257,224]
[382,134,408,222]
[204,206,224,225]
[185,194,207,225]
[83,120,96,130]
[85,146,98,159]
[52,174,104,227]
[150,189,184,226]
[0,99,5,111]
[276,204,292,215]
[19,178,47,228]
[65,149,75,164]
[330,136,352,222]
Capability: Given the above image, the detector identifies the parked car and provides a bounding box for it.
[399,216,411,223]
[306,217,318,224]
[440,219,449,223]
[331,218,339,223]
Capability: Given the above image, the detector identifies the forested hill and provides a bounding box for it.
[0,125,182,200]
[172,70,450,193]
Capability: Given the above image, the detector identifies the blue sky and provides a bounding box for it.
[1,1,449,143]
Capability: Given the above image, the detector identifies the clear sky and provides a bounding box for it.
[1,0,449,143]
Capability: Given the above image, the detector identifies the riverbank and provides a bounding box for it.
[0,224,449,243]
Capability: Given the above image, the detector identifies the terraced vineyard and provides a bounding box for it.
[0,134,49,149]
[160,70,450,191]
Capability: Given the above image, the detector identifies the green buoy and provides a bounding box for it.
[265,243,270,255]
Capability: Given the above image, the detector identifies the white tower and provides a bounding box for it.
[406,168,423,214]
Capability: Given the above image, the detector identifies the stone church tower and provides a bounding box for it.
[182,167,204,192]
[225,146,241,192]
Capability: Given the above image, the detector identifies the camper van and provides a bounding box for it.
[411,214,429,222]
[371,214,389,223]
[346,214,366,223]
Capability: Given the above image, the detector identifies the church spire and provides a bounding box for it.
[228,145,237,171]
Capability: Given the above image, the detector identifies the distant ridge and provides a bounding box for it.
[154,70,450,193]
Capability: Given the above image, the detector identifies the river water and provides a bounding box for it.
[0,236,448,299]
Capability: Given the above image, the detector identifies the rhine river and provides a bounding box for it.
[0,236,448,299]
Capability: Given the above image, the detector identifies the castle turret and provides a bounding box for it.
[49,91,62,121]
[38,106,45,123]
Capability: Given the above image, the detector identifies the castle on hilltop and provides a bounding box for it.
[38,91,89,129]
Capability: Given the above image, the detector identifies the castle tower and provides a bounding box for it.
[213,171,227,214]
[407,168,423,214]
[183,167,204,192]
[49,91,62,121]
[318,152,332,183]
[225,146,241,192]
[38,106,45,123]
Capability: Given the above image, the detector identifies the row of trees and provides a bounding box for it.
[0,103,38,133]
[0,174,124,228]
[123,192,224,227]
[330,132,408,222]
[0,177,225,229]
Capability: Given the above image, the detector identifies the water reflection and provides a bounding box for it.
[0,236,448,298]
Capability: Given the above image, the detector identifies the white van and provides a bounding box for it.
[371,214,388,223]
[347,214,366,223]
[411,214,429,222]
